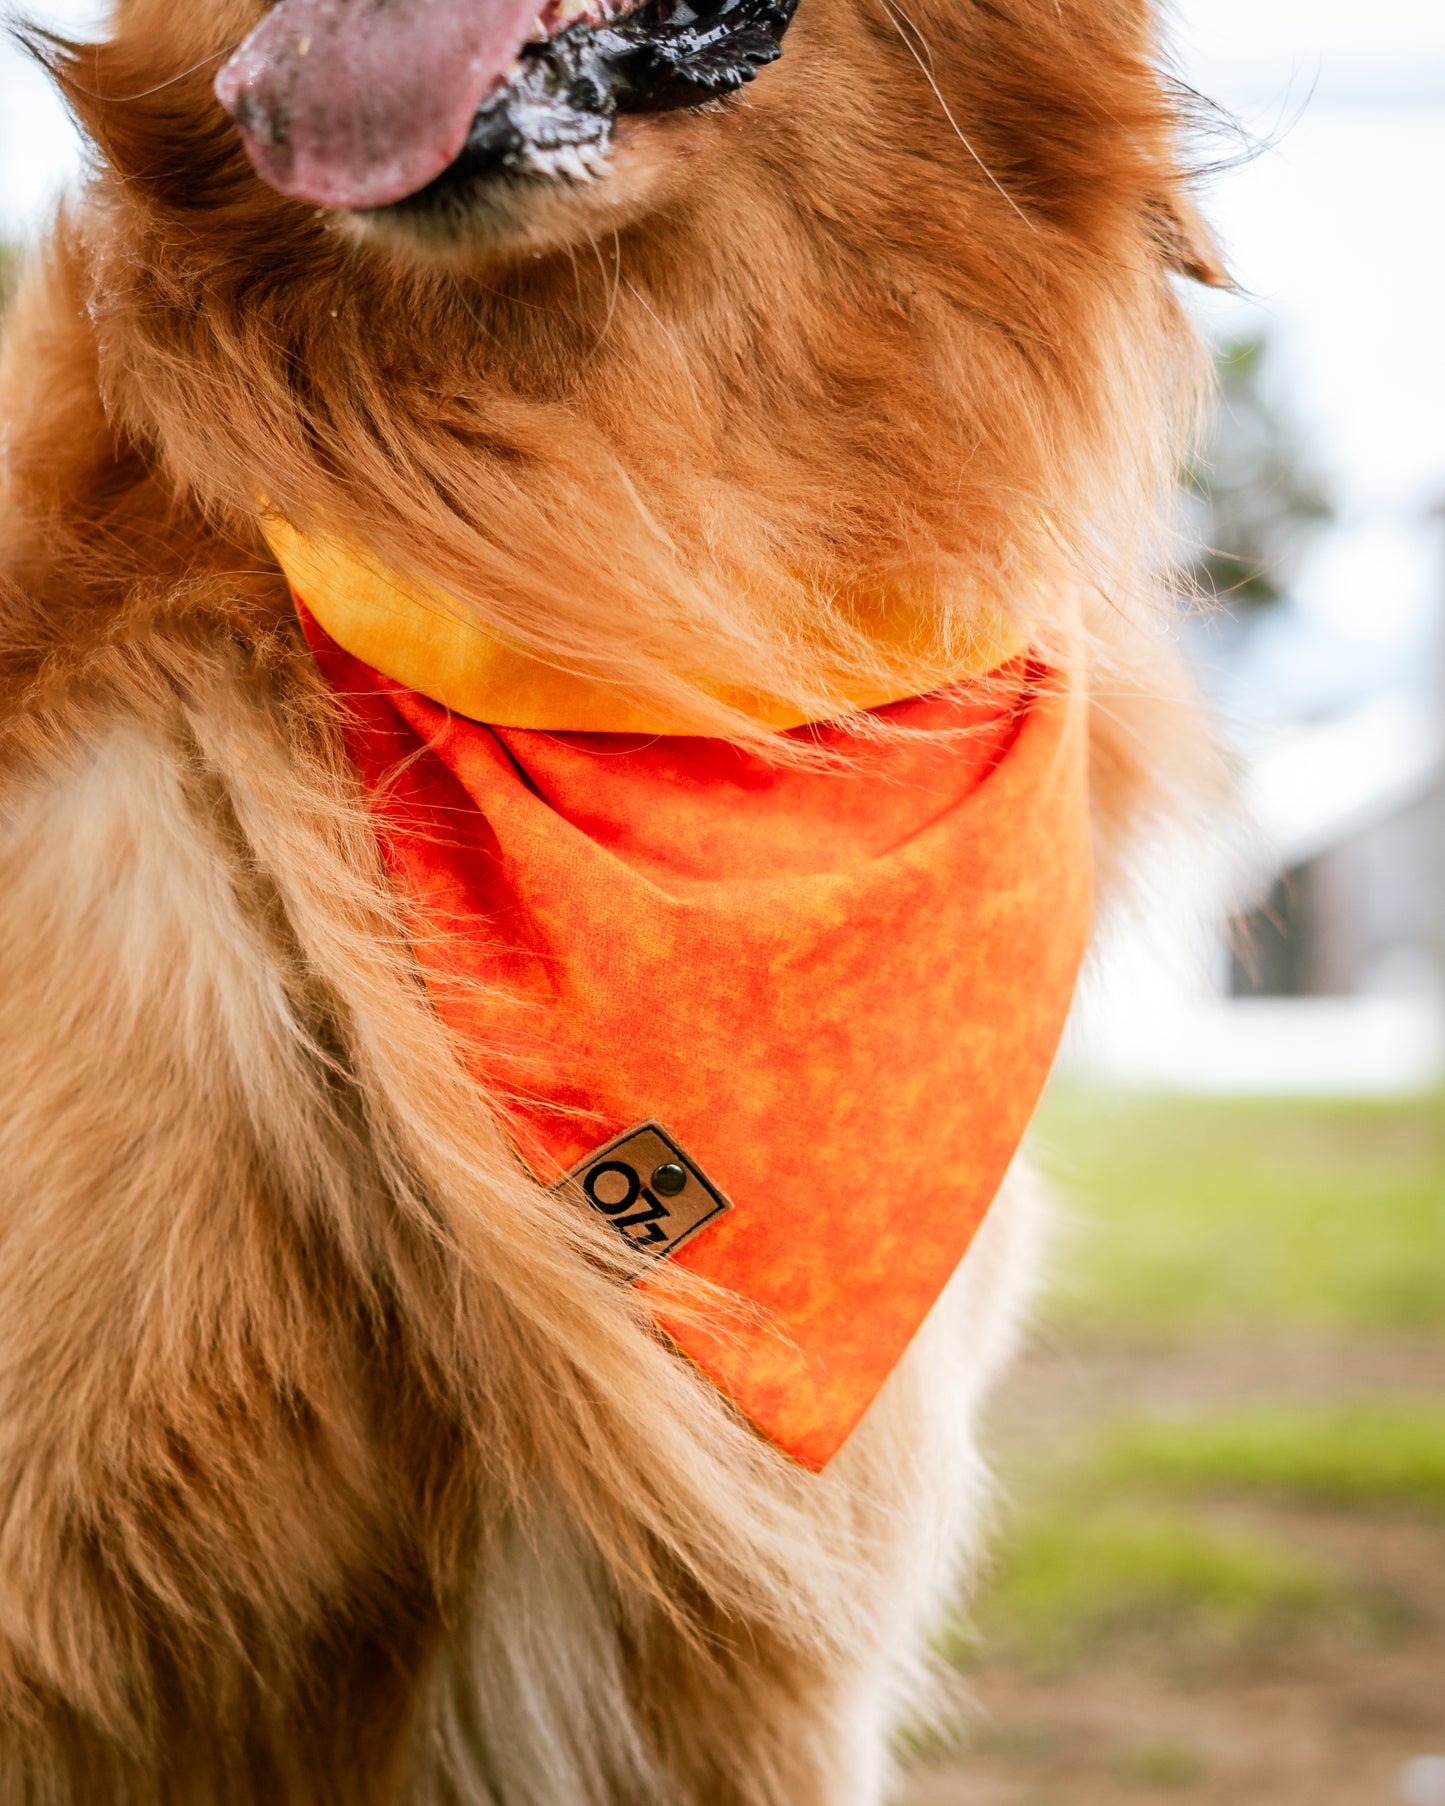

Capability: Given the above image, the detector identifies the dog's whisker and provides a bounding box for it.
[621,275,705,415]
[879,0,1036,231]
[581,228,625,358]
[22,32,229,104]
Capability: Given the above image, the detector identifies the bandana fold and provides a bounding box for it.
[302,606,1090,1470]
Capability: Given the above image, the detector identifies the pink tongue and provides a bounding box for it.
[216,0,548,210]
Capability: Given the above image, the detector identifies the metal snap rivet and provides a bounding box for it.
[650,1162,688,1197]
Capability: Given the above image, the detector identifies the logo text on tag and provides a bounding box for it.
[553,1121,731,1264]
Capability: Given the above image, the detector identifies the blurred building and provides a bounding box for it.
[1234,668,1444,1005]
[1216,346,1443,1090]
[1074,341,1445,1095]
[1224,484,1444,1009]
[1209,374,1444,1027]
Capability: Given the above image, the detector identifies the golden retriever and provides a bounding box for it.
[0,0,1220,1797]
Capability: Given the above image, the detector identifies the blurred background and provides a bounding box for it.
[1,1,1442,1801]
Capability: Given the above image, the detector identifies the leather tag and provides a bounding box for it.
[553,1121,732,1264]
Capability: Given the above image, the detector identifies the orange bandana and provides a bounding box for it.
[299,602,1090,1470]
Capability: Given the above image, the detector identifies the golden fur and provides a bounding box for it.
[0,0,1220,1796]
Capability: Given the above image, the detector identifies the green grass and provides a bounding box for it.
[1112,1739,1204,1790]
[951,1506,1352,1673]
[1032,1088,1445,1339]
[955,1398,1445,1674]
[938,1090,1445,1684]
[1098,1401,1445,1514]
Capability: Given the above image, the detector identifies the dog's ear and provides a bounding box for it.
[1147,190,1230,288]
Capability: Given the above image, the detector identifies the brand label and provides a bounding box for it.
[553,1120,732,1264]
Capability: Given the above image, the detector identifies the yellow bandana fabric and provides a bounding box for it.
[260,512,1028,733]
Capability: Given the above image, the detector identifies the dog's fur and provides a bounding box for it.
[0,0,1220,1798]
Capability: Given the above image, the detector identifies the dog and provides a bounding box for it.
[0,0,1222,1798]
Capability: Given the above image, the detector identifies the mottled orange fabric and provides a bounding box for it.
[302,610,1091,1470]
